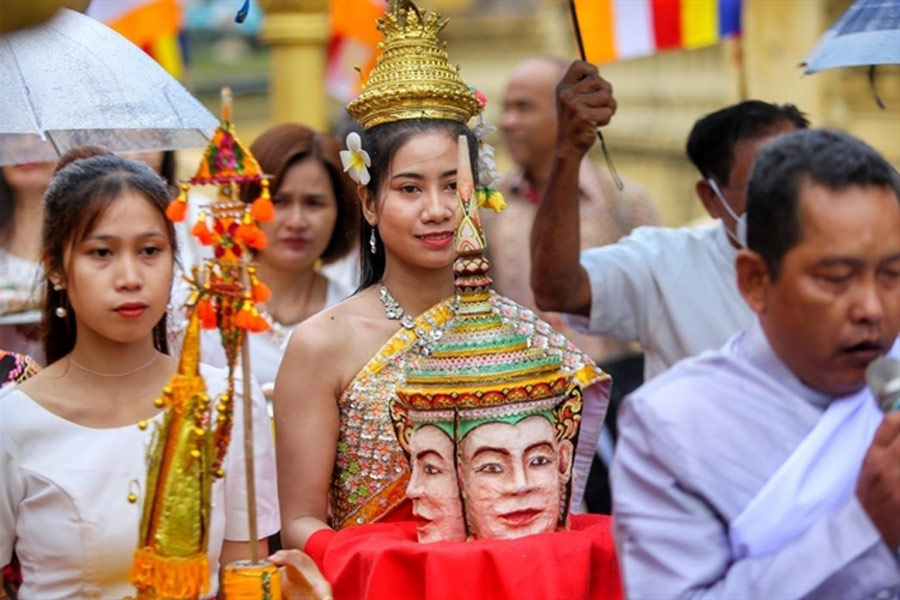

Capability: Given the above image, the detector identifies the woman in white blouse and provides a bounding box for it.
[0,160,55,362]
[192,124,359,390]
[0,148,278,598]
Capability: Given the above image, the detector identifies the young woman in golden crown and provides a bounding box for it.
[274,0,482,548]
[276,0,617,551]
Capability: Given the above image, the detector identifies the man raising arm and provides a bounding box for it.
[531,61,808,380]
[530,60,613,318]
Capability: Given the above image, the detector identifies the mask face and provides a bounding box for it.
[708,178,746,247]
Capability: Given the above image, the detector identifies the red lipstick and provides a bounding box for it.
[417,231,454,249]
[114,302,148,319]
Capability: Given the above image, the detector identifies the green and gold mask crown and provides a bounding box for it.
[346,0,482,130]
[390,139,598,446]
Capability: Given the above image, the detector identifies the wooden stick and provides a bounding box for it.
[567,0,624,191]
[241,262,260,565]
[568,0,587,61]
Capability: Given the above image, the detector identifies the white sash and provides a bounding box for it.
[728,385,882,560]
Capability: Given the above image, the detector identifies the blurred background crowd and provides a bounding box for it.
[4,0,891,222]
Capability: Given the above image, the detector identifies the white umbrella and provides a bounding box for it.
[0,8,217,166]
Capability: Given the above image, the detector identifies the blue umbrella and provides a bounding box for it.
[802,0,900,73]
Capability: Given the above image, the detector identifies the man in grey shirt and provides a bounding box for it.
[612,129,900,598]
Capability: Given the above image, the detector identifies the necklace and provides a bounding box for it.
[379,284,416,330]
[69,352,159,378]
[379,283,457,356]
[264,272,321,351]
[266,269,320,327]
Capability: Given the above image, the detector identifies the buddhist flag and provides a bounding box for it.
[87,0,186,78]
[326,0,387,103]
[571,0,742,64]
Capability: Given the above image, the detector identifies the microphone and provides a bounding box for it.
[866,357,900,412]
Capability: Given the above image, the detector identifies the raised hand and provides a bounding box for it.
[555,61,617,161]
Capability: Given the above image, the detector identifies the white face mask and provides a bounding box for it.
[708,178,746,247]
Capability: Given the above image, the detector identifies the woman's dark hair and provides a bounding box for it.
[240,123,358,264]
[41,146,178,364]
[159,150,177,188]
[358,118,478,290]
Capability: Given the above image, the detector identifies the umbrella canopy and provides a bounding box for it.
[802,0,900,74]
[0,8,217,166]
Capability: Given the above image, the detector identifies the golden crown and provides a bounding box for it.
[346,0,482,130]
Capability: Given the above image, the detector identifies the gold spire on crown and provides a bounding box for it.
[346,0,482,130]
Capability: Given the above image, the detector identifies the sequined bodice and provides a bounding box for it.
[329,300,457,529]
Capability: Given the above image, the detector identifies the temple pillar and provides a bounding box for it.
[258,0,329,130]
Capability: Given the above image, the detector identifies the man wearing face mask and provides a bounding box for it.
[531,62,809,381]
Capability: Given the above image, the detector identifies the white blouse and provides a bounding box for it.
[0,364,280,599]
[0,249,44,362]
[197,276,354,387]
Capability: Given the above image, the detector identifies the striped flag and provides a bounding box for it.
[87,0,186,78]
[572,0,742,63]
[326,0,387,103]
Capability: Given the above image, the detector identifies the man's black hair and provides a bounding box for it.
[746,128,900,279]
[686,100,809,186]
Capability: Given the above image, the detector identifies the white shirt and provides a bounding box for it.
[0,249,44,361]
[198,276,353,387]
[0,364,280,599]
[612,321,900,598]
[567,222,753,379]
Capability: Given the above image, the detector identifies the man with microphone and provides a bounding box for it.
[612,129,900,597]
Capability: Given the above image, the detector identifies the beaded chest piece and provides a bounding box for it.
[330,299,457,529]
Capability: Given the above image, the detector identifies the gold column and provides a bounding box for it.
[258,0,329,130]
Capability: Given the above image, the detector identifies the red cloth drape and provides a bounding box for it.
[306,513,622,600]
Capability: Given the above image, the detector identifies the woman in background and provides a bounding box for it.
[0,161,56,362]
[198,124,358,389]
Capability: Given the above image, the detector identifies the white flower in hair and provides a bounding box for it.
[473,114,500,189]
[340,132,371,186]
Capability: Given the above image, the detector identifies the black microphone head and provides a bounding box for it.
[867,357,900,412]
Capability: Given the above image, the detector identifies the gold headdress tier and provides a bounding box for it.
[346,0,482,130]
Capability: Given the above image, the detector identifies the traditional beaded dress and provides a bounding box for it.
[330,301,456,529]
